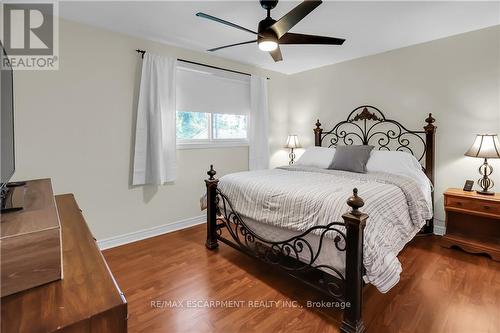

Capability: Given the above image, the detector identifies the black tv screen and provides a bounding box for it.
[1,42,14,187]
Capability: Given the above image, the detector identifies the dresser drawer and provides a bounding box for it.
[446,196,500,216]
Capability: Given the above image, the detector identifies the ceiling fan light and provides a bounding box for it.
[258,40,278,51]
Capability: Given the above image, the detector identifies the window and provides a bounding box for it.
[176,111,248,147]
[176,111,209,140]
[175,62,250,148]
[213,113,247,140]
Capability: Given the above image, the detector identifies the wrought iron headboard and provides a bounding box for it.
[313,105,436,186]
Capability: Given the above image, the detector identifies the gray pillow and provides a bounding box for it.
[329,145,374,173]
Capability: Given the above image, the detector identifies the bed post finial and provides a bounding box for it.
[205,165,219,250]
[208,164,216,180]
[346,188,364,216]
[314,119,322,147]
[425,113,435,130]
[341,189,368,333]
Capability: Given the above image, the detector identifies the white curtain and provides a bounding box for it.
[132,54,177,185]
[249,76,269,170]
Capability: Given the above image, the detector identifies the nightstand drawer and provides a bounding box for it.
[475,201,500,216]
[446,196,500,216]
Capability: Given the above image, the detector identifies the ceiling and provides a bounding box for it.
[59,1,500,75]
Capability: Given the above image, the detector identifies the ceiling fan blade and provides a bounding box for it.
[279,32,345,45]
[269,46,283,62]
[270,1,322,39]
[208,40,257,52]
[196,12,258,36]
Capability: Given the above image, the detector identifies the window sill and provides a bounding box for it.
[177,141,249,150]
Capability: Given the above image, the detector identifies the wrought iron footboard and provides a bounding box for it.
[215,188,348,299]
[204,165,368,333]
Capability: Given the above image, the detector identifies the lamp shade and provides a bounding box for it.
[285,135,301,149]
[464,134,500,159]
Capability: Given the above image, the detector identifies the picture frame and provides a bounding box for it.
[463,180,474,192]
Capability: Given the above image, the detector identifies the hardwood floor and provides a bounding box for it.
[103,225,500,333]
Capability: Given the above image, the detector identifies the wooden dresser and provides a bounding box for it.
[442,188,500,261]
[1,193,127,332]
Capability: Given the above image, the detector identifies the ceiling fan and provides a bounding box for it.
[196,0,345,62]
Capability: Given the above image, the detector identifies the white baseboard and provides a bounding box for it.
[433,219,446,235]
[97,215,205,250]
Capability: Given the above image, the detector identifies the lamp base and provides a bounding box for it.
[289,148,296,165]
[476,158,495,195]
[477,190,495,196]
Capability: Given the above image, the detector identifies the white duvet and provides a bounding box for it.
[211,166,433,293]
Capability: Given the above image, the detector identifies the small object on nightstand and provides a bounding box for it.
[464,134,500,195]
[442,188,500,261]
[463,180,474,192]
[285,135,301,165]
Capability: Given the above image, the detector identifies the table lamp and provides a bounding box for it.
[285,135,301,165]
[464,134,500,195]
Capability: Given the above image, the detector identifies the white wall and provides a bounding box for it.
[12,19,289,240]
[287,25,500,228]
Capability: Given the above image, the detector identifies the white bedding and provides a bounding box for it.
[207,166,433,293]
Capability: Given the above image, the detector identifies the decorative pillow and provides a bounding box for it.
[329,145,374,173]
[295,147,336,169]
[366,150,423,176]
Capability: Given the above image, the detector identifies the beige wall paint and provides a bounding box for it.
[287,25,500,227]
[12,19,289,240]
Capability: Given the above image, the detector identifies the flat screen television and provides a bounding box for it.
[1,41,15,190]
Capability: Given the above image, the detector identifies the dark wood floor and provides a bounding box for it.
[103,225,500,333]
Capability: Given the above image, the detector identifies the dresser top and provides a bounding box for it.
[445,188,500,202]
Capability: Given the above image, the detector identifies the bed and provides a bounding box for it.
[202,106,436,333]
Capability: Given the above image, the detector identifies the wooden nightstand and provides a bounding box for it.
[442,188,500,261]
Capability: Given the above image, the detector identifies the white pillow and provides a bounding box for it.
[366,150,423,175]
[367,150,433,205]
[295,147,336,169]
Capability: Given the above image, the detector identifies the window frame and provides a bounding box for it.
[176,111,249,150]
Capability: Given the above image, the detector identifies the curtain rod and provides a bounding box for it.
[135,49,269,80]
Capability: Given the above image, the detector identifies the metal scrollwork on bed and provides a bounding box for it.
[316,105,433,162]
[315,105,436,203]
[215,188,348,298]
